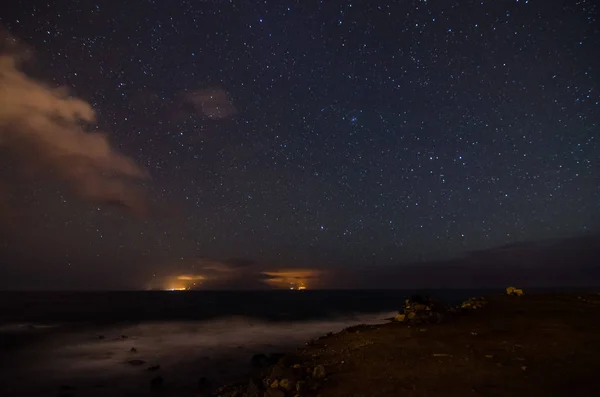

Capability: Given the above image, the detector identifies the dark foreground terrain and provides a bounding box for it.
[217,293,600,397]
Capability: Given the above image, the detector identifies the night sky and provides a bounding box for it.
[0,0,598,290]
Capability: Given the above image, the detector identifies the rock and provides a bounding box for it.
[150,375,163,390]
[313,364,326,379]
[407,311,417,320]
[279,378,293,391]
[147,365,160,371]
[394,313,406,322]
[461,297,487,310]
[127,359,146,366]
[506,286,524,296]
[130,347,137,353]
[270,380,279,389]
[265,388,285,397]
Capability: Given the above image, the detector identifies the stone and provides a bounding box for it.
[394,314,406,322]
[270,380,279,389]
[313,364,326,379]
[460,297,487,310]
[130,347,137,353]
[279,378,293,391]
[506,286,524,296]
[407,311,417,320]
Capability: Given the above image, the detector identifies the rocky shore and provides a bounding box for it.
[211,292,600,397]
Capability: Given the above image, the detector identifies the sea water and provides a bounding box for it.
[0,290,485,397]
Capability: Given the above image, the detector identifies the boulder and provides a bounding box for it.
[401,296,447,324]
[394,313,406,322]
[279,378,293,391]
[461,297,487,310]
[506,286,524,296]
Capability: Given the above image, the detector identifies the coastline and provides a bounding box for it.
[213,292,600,397]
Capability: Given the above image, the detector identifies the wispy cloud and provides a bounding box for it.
[186,88,237,120]
[0,30,149,213]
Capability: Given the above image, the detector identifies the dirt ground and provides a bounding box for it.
[293,293,600,397]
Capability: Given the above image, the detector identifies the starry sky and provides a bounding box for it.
[0,0,598,290]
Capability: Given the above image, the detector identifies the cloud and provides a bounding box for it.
[0,31,149,213]
[163,258,325,290]
[186,88,237,119]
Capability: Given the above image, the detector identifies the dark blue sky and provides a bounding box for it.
[0,0,598,289]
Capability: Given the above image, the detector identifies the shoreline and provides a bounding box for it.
[212,292,600,397]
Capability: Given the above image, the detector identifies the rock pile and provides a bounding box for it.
[506,286,524,296]
[394,295,446,324]
[460,297,487,310]
[215,355,327,397]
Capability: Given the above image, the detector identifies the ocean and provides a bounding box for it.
[0,289,494,396]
